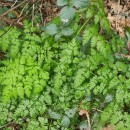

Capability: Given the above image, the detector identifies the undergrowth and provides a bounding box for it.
[0,0,130,130]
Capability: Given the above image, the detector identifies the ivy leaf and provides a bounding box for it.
[65,108,77,118]
[59,6,75,21]
[61,28,73,36]
[57,0,68,6]
[45,24,58,35]
[72,0,90,8]
[48,109,61,119]
[105,95,113,103]
[61,116,70,128]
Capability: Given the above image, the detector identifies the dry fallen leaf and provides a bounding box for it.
[79,109,88,117]
[105,0,130,37]
[79,109,91,130]
[101,125,114,130]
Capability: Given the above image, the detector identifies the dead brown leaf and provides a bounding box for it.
[101,125,114,130]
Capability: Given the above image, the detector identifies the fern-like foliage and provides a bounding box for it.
[0,1,130,130]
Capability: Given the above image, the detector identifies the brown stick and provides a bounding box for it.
[0,0,28,17]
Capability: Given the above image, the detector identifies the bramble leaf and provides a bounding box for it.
[72,0,90,8]
[65,108,77,118]
[45,24,58,35]
[61,116,70,128]
[57,0,67,6]
[48,109,61,119]
[61,28,73,36]
[59,6,75,20]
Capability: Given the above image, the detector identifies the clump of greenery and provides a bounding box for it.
[0,0,130,130]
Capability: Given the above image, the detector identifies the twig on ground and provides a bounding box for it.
[32,0,35,27]
[1,0,28,17]
[0,122,14,129]
[92,108,103,112]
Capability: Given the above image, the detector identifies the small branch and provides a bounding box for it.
[0,15,23,37]
[1,0,28,17]
[86,113,91,130]
[0,16,23,27]
[0,122,14,129]
[92,108,103,112]
[116,0,120,29]
[39,0,44,24]
[32,0,35,27]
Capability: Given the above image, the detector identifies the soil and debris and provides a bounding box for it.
[104,0,130,37]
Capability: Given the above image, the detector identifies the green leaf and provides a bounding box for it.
[85,92,92,101]
[61,28,73,36]
[7,12,16,19]
[45,24,58,35]
[79,120,88,130]
[61,116,70,128]
[48,109,61,119]
[38,117,47,125]
[86,9,94,18]
[55,33,62,40]
[72,0,90,8]
[65,108,77,118]
[94,15,100,24]
[59,6,75,20]
[0,7,8,15]
[105,95,113,103]
[44,95,52,105]
[57,0,68,6]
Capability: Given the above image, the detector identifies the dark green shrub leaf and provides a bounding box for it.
[61,116,70,128]
[79,120,88,130]
[85,94,92,102]
[57,0,68,6]
[72,0,90,8]
[48,109,61,119]
[59,6,75,20]
[65,108,77,118]
[61,28,73,36]
[105,95,113,103]
[55,33,62,40]
[45,24,58,35]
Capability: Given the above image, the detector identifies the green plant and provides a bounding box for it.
[0,0,130,130]
[43,0,90,40]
